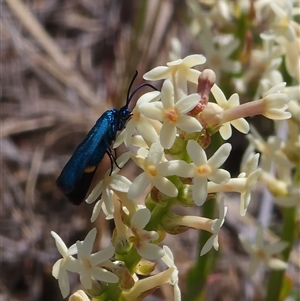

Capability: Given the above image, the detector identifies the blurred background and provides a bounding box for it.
[1,1,299,300]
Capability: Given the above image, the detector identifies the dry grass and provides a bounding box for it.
[0,1,190,300]
[1,1,299,301]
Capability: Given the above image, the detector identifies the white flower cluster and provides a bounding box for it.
[51,229,118,298]
[51,1,299,299]
[51,52,293,300]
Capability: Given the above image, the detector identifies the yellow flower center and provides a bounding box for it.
[129,234,142,248]
[197,164,211,175]
[165,108,178,123]
[82,257,92,269]
[133,110,141,120]
[146,165,158,177]
[255,249,267,260]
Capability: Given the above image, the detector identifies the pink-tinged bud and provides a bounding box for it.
[199,102,224,127]
[197,69,216,100]
[189,69,216,116]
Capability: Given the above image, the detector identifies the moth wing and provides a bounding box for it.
[56,111,113,195]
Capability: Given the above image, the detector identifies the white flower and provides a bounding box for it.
[129,208,165,260]
[86,153,131,222]
[51,231,78,298]
[144,54,206,101]
[128,142,178,199]
[261,82,291,120]
[75,228,118,289]
[90,190,115,222]
[259,68,284,98]
[211,84,249,139]
[186,140,231,206]
[208,153,261,215]
[143,54,206,84]
[237,153,261,215]
[239,224,288,275]
[200,198,228,256]
[120,91,161,146]
[273,185,300,207]
[261,2,296,42]
[139,80,202,149]
[161,246,181,301]
[247,127,293,172]
[200,29,241,81]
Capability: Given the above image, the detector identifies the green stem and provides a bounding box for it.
[184,199,217,301]
[117,246,141,274]
[264,206,297,301]
[265,164,299,301]
[146,203,169,230]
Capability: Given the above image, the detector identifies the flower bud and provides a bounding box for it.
[68,290,90,301]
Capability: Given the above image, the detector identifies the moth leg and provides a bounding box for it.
[106,148,121,175]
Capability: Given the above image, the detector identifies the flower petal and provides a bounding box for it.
[52,259,62,279]
[228,93,240,108]
[80,272,92,289]
[58,268,70,298]
[192,177,208,206]
[249,257,261,275]
[208,143,231,168]
[92,267,119,283]
[267,258,288,270]
[153,176,178,197]
[157,160,194,177]
[143,66,170,80]
[238,235,253,254]
[123,119,136,146]
[86,180,104,204]
[136,91,161,105]
[265,241,288,255]
[110,175,131,192]
[146,142,164,165]
[175,93,200,113]
[160,123,176,149]
[161,80,175,109]
[137,243,165,260]
[139,102,164,120]
[79,228,97,257]
[90,246,115,266]
[187,140,207,166]
[182,54,206,67]
[136,119,159,143]
[219,122,232,140]
[90,200,103,222]
[186,69,201,84]
[128,172,151,200]
[231,118,249,134]
[51,231,68,256]
[176,115,203,132]
[200,235,215,256]
[212,84,227,107]
[131,208,151,229]
[208,169,230,184]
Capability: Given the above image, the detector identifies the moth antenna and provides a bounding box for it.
[127,84,158,106]
[124,71,158,108]
[126,70,139,107]
[127,83,158,104]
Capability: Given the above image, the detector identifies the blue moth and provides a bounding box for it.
[56,72,156,205]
